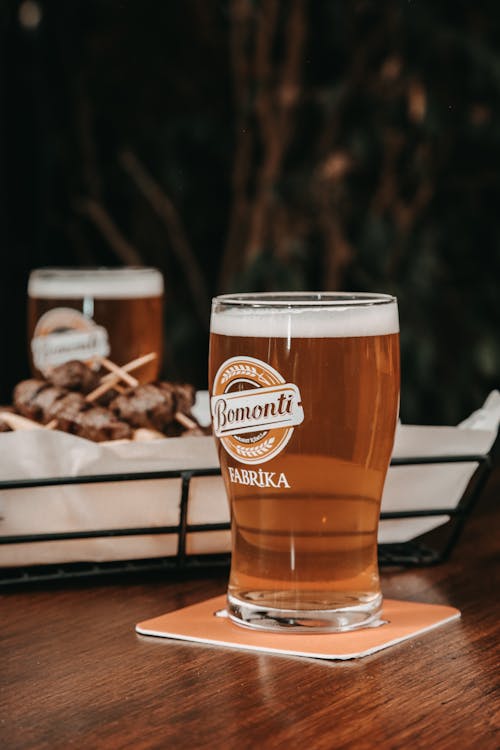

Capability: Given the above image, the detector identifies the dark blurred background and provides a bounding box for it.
[1,0,499,423]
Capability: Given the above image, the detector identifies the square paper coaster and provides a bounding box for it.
[136,595,460,661]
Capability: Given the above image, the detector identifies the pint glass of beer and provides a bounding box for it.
[209,293,400,632]
[28,267,164,381]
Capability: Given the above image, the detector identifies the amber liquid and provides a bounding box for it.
[28,295,163,382]
[209,332,400,612]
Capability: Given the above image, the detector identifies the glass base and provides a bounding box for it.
[227,592,383,633]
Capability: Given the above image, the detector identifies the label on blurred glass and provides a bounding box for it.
[31,307,110,373]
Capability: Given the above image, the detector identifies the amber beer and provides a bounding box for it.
[28,268,164,381]
[209,293,400,632]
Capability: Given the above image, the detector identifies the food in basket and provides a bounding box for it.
[110,383,194,430]
[3,353,209,443]
[47,359,100,393]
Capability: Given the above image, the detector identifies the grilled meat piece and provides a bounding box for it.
[13,379,52,421]
[31,386,68,424]
[158,382,196,414]
[12,372,199,442]
[65,406,132,442]
[46,392,86,431]
[94,388,121,407]
[109,382,195,436]
[13,377,131,440]
[110,384,175,431]
[48,360,99,394]
[110,382,197,432]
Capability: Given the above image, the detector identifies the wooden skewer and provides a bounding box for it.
[98,357,139,388]
[100,352,157,383]
[44,419,58,430]
[86,353,157,403]
[85,378,129,403]
[133,428,166,442]
[174,411,197,430]
[0,411,47,431]
[85,381,114,403]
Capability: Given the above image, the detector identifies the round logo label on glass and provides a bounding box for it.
[210,356,304,464]
[31,307,110,374]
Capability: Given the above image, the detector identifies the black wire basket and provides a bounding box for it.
[0,440,496,588]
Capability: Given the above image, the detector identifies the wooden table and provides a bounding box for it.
[2,473,499,750]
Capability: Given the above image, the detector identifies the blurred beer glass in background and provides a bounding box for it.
[209,292,400,632]
[28,267,164,382]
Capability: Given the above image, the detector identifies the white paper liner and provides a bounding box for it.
[0,391,498,567]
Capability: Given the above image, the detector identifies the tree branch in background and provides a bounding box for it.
[316,152,353,289]
[75,78,103,201]
[241,0,277,267]
[245,0,306,268]
[370,128,404,216]
[119,150,210,328]
[75,197,142,265]
[220,0,306,289]
[218,0,254,291]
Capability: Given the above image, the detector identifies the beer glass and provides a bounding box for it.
[209,292,400,632]
[28,267,164,381]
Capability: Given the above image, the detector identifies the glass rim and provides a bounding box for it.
[29,266,161,279]
[212,292,397,308]
[28,266,164,299]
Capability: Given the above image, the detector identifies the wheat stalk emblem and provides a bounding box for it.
[234,437,275,458]
[221,364,271,386]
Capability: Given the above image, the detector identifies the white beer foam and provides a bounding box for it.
[211,301,399,338]
[28,268,164,299]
